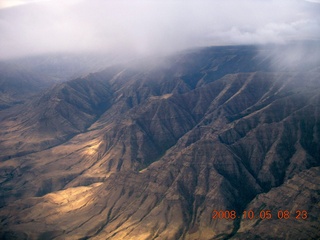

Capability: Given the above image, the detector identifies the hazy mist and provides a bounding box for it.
[0,0,320,59]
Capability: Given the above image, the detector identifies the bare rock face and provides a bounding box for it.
[0,45,319,239]
[0,73,113,161]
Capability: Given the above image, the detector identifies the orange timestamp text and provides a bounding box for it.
[212,210,308,220]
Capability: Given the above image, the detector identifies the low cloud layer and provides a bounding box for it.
[0,0,319,59]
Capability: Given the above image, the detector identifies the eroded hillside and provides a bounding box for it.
[0,46,319,240]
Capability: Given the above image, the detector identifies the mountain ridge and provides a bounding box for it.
[0,45,319,239]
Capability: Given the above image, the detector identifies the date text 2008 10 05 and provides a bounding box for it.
[212,210,308,220]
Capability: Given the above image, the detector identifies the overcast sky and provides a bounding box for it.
[0,0,319,59]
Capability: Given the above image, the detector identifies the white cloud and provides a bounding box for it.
[304,0,320,3]
[0,0,319,59]
[0,0,52,9]
[0,0,26,9]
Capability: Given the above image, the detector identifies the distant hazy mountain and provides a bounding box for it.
[0,62,51,110]
[0,53,124,110]
[0,45,319,240]
[5,53,127,82]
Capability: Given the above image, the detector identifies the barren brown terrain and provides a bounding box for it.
[0,45,319,239]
